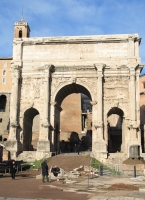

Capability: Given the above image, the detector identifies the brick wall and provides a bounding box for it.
[60,93,82,135]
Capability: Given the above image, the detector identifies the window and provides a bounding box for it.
[2,70,6,76]
[0,118,2,122]
[3,62,7,67]
[0,95,6,112]
[19,30,22,38]
[143,83,145,88]
[2,78,6,84]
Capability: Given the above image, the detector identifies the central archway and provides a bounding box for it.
[52,83,92,153]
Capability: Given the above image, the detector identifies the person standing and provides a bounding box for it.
[10,160,17,180]
[77,140,82,155]
[41,160,49,182]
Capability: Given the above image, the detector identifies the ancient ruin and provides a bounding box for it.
[5,19,144,162]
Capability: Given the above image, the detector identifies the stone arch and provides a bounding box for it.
[22,105,41,117]
[107,107,124,118]
[0,95,7,112]
[107,107,124,153]
[51,82,93,152]
[23,107,39,151]
[55,83,92,105]
[51,80,95,104]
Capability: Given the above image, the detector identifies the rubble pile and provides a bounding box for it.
[36,165,99,182]
[67,165,99,179]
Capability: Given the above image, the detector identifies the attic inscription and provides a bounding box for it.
[22,42,128,60]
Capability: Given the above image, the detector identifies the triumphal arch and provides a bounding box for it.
[6,19,143,161]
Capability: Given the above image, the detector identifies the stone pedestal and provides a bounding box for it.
[5,140,22,159]
[37,140,50,152]
[36,151,51,160]
[129,145,140,159]
[93,140,107,159]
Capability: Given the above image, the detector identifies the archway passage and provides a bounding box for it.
[107,107,124,153]
[54,83,92,153]
[23,108,39,151]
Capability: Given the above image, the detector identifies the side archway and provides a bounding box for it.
[23,108,39,151]
[107,107,124,153]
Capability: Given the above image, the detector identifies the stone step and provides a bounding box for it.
[47,154,91,172]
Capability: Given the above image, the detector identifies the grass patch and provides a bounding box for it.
[21,158,50,170]
[91,158,121,175]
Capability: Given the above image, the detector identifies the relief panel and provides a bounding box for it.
[104,77,129,100]
[20,77,45,115]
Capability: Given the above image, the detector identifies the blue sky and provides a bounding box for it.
[0,0,145,73]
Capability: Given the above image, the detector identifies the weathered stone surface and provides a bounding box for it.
[6,29,143,161]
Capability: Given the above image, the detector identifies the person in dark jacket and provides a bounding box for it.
[41,160,49,182]
[10,160,17,180]
[51,166,60,177]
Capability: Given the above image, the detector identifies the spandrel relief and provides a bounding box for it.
[51,76,97,97]
[51,77,70,95]
[104,77,129,99]
[78,77,97,95]
[21,77,44,100]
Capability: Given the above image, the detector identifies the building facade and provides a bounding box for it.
[0,58,12,142]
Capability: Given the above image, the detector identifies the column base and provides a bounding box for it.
[92,140,108,159]
[5,140,22,156]
[37,141,50,152]
[93,140,107,152]
[36,151,51,160]
[5,140,18,151]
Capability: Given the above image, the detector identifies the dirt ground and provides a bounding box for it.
[108,183,139,191]
[0,172,88,200]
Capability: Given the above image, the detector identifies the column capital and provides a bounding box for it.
[128,63,139,70]
[41,120,50,128]
[38,64,55,74]
[94,63,106,71]
[10,65,21,79]
[10,121,18,127]
[45,64,55,73]
[134,37,141,43]
[11,65,21,72]
[50,101,57,106]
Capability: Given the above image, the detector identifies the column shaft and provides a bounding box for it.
[9,65,21,140]
[97,75,103,124]
[11,66,20,125]
[129,70,136,122]
[44,74,49,123]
